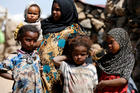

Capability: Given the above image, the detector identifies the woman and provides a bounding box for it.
[38,0,86,92]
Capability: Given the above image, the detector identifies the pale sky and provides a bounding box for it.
[0,0,106,21]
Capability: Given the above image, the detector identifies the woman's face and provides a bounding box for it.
[52,2,61,21]
[106,36,120,54]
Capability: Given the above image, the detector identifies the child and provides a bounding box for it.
[14,3,42,47]
[0,25,43,93]
[96,28,135,92]
[53,35,98,93]
[39,0,86,92]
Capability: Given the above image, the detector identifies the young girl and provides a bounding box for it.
[39,0,86,92]
[14,3,42,47]
[0,25,43,93]
[96,28,135,92]
[53,35,98,93]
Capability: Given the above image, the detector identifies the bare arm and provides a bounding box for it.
[0,70,13,80]
[96,77,127,90]
[53,55,67,67]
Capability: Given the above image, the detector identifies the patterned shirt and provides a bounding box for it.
[60,61,98,93]
[38,23,86,93]
[0,49,42,93]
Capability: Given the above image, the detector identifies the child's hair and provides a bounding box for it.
[24,3,41,21]
[63,34,93,58]
[16,25,40,43]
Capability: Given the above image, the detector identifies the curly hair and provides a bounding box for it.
[16,25,40,44]
[63,34,93,58]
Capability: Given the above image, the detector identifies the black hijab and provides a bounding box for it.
[41,0,79,34]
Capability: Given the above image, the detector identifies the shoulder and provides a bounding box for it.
[69,23,81,30]
[87,64,97,72]
[63,23,86,35]
[60,61,69,67]
[1,52,18,65]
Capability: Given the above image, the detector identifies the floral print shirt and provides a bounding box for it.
[0,49,42,93]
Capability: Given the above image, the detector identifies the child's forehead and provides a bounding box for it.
[73,45,88,51]
[23,31,38,36]
[25,31,38,34]
[22,32,38,40]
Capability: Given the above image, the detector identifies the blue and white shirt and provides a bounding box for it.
[0,49,42,93]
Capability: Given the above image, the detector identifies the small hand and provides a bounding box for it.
[96,80,106,91]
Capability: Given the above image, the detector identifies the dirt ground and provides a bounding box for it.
[0,77,13,93]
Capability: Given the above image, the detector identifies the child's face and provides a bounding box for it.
[20,31,39,52]
[72,45,88,65]
[52,2,61,21]
[106,36,120,54]
[27,6,40,23]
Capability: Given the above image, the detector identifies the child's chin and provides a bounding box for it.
[75,62,84,66]
[26,49,34,53]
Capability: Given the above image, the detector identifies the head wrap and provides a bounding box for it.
[14,3,41,40]
[24,3,41,22]
[41,0,79,34]
[97,28,135,80]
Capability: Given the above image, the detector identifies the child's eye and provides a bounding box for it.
[81,53,87,56]
[26,39,31,42]
[28,12,32,15]
[34,40,37,42]
[107,40,113,45]
[33,13,39,15]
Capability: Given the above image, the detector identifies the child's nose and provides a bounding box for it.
[30,14,35,17]
[108,44,112,48]
[77,55,82,58]
[30,41,34,46]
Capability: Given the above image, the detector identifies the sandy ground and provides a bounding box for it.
[0,76,13,93]
[0,67,13,92]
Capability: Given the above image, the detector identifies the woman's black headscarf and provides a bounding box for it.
[41,0,79,34]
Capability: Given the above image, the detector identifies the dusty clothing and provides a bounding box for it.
[0,49,42,93]
[60,61,98,93]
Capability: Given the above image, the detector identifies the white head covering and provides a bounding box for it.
[24,1,41,22]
